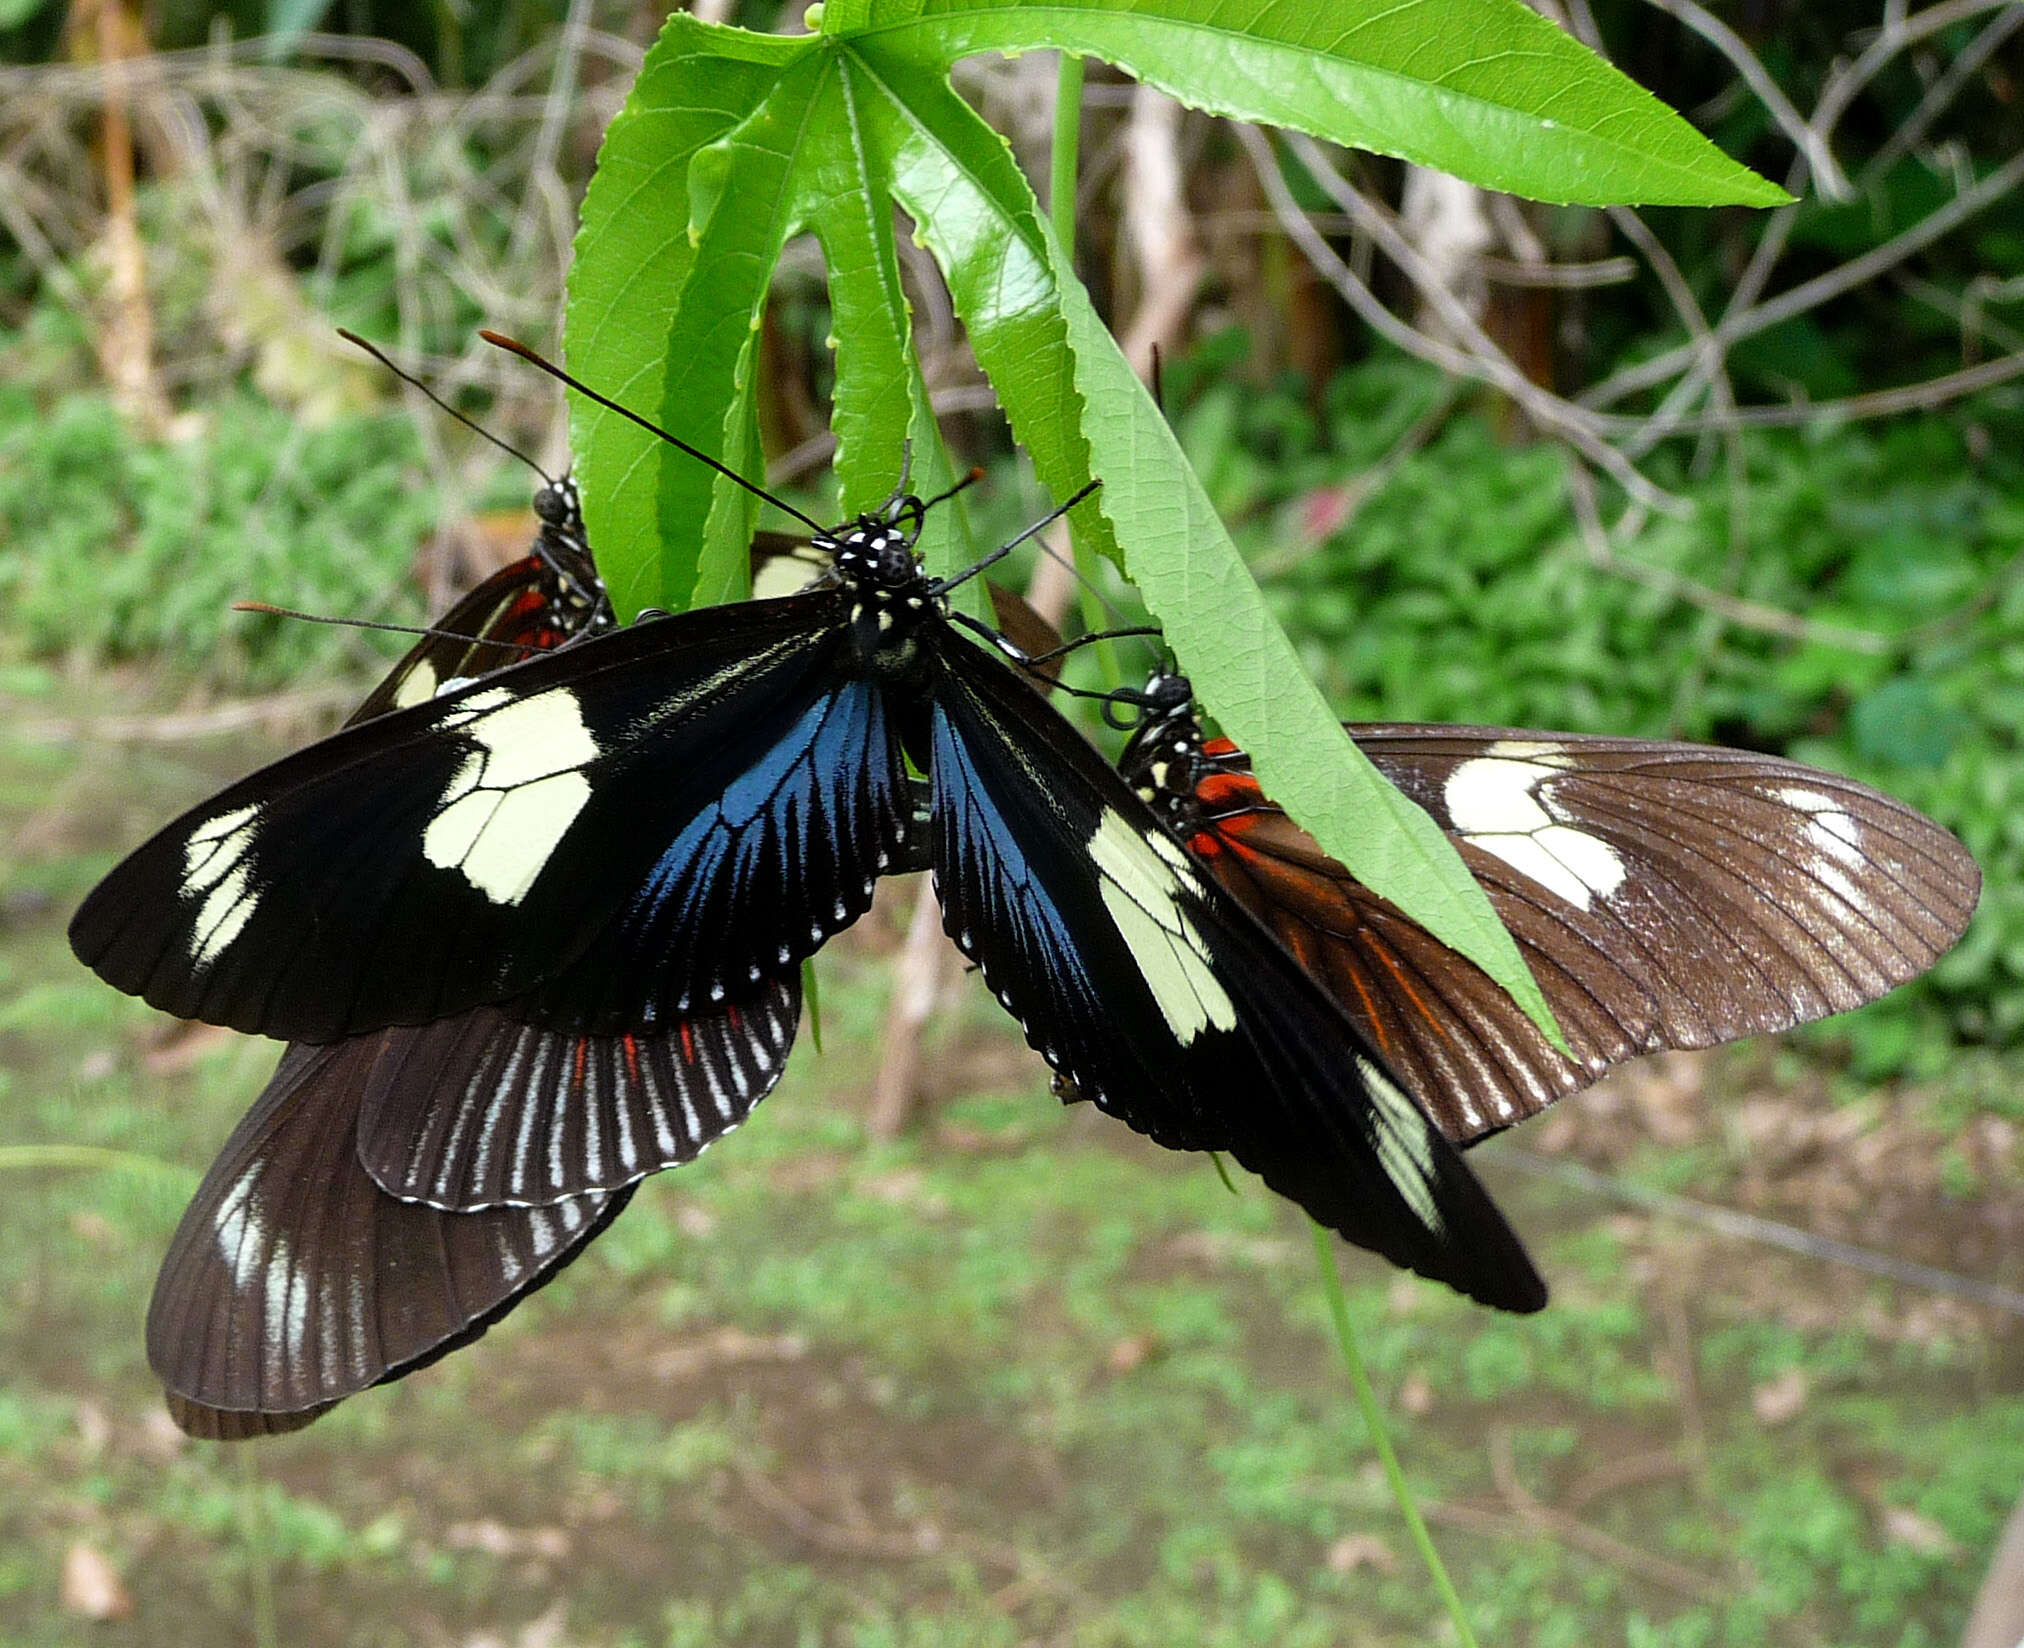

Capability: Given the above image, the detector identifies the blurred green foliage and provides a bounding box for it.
[0,383,451,692]
[1166,336,2023,1074]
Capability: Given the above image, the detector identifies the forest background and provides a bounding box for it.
[1,1,2021,1644]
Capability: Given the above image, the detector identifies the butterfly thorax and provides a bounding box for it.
[813,494,942,676]
[1120,671,1211,831]
[531,476,613,637]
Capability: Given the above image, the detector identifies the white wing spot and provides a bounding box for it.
[1088,811,1236,1044]
[1357,1056,1443,1234]
[1445,755,1626,911]
[422,690,600,904]
[213,1167,265,1289]
[1780,786,1868,872]
[183,805,262,967]
[391,659,438,709]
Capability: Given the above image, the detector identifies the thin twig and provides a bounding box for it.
[1488,1429,1729,1604]
[1494,1144,2024,1318]
[1236,125,1685,517]
[1863,4,2024,183]
[1563,463,1894,654]
[1636,0,1851,199]
[1585,145,2024,412]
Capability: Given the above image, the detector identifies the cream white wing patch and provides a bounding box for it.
[1443,743,1627,912]
[182,804,262,967]
[1087,811,1237,1044]
[1776,785,1877,918]
[390,658,438,710]
[212,1163,311,1365]
[1357,1055,1442,1234]
[422,689,600,905]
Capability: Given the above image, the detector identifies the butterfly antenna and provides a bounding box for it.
[479,331,826,534]
[338,329,554,484]
[1002,485,1165,673]
[233,602,538,657]
[933,478,1102,596]
[920,467,985,513]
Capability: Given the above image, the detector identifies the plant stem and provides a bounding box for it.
[0,1144,196,1185]
[1050,52,1084,257]
[1311,1223,1481,1648]
[235,1445,280,1648]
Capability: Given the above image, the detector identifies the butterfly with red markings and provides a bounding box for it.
[149,469,804,1440]
[1118,671,1980,1146]
[77,462,1546,1320]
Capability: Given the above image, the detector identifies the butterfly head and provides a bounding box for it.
[532,476,580,529]
[818,487,930,593]
[1119,670,1209,816]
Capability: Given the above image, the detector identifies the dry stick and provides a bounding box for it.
[1809,0,2019,158]
[1117,85,1205,381]
[1563,461,1893,654]
[1604,205,1751,725]
[1864,3,2024,184]
[502,0,591,280]
[1639,0,1851,198]
[1247,126,1685,518]
[1495,1144,2024,1318]
[1574,0,2015,420]
[1583,349,2024,438]
[866,885,953,1143]
[1583,144,2024,413]
[1487,1429,1729,1604]
[93,0,169,433]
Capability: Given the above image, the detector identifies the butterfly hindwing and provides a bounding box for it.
[148,1040,632,1436]
[922,640,1546,1312]
[1184,725,1981,1143]
[355,975,800,1209]
[71,590,910,1040]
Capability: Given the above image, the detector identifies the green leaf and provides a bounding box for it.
[798,56,978,581]
[567,17,813,620]
[851,42,1567,1047]
[842,0,1786,207]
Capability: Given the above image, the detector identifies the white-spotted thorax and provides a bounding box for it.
[530,474,612,636]
[812,484,942,674]
[1121,670,1211,830]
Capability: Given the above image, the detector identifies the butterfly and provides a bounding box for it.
[1117,670,1981,1146]
[149,442,802,1438]
[76,452,1546,1314]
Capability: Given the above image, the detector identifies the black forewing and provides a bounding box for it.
[71,589,910,1040]
[1196,726,1980,1145]
[148,1040,632,1437]
[355,974,799,1209]
[920,640,1545,1312]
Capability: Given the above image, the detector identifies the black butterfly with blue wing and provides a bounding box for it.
[77,477,1545,1313]
[1119,671,1980,1146]
[149,465,802,1439]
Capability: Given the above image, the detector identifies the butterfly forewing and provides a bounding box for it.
[922,641,1545,1312]
[1183,726,1980,1143]
[71,590,910,1040]
[148,1040,633,1435]
[355,975,799,1209]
